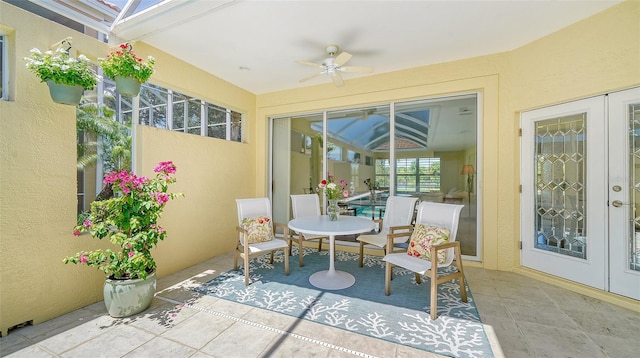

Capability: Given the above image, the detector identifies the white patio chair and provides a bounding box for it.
[357,196,418,267]
[290,194,328,266]
[235,198,290,285]
[383,201,466,320]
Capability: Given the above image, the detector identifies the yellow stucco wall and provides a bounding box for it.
[1,0,639,336]
[0,2,257,335]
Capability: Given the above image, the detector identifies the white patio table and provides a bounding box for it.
[288,215,374,290]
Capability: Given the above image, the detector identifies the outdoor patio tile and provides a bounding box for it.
[201,297,254,317]
[562,307,638,339]
[494,283,550,304]
[11,306,105,340]
[394,344,447,358]
[188,352,215,358]
[471,293,513,320]
[122,336,197,357]
[324,330,397,358]
[484,317,532,358]
[199,319,280,357]
[60,324,155,357]
[286,319,343,346]
[1,344,56,357]
[159,311,235,349]
[267,335,334,357]
[505,302,577,329]
[35,315,119,354]
[239,306,297,331]
[586,331,640,357]
[126,301,199,335]
[517,321,606,358]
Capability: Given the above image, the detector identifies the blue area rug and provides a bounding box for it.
[195,248,494,358]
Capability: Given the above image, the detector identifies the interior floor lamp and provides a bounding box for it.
[461,164,475,210]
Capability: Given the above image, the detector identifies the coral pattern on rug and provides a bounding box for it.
[196,249,494,358]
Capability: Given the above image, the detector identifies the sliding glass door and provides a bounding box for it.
[270,93,479,259]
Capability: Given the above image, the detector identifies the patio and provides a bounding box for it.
[2,250,638,358]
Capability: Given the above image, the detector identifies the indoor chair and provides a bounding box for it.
[290,194,328,266]
[383,201,466,320]
[235,198,290,285]
[357,196,418,267]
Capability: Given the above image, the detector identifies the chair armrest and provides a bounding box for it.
[431,241,461,251]
[386,230,413,250]
[236,226,249,246]
[389,225,413,234]
[273,222,290,239]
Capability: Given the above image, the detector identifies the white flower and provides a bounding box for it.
[327,183,337,190]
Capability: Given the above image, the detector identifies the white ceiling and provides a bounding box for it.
[109,0,622,94]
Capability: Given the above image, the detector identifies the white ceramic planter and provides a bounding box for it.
[103,271,156,318]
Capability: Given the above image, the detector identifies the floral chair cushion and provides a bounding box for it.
[406,224,451,264]
[240,216,274,244]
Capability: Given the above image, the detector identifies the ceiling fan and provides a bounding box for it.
[296,44,373,87]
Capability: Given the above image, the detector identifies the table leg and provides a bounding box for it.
[309,234,355,290]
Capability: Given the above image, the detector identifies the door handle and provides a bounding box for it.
[611,200,624,207]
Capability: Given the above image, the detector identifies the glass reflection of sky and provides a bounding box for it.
[311,109,430,151]
[109,0,164,16]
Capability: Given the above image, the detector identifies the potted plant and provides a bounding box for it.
[24,47,99,105]
[64,161,182,317]
[99,43,155,97]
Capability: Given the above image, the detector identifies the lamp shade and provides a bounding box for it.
[461,164,475,175]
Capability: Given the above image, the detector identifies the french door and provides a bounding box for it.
[521,87,640,300]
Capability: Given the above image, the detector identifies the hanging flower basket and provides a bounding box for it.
[100,43,154,97]
[45,80,84,105]
[114,76,142,97]
[24,47,98,106]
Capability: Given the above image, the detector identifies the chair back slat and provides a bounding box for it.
[290,194,321,218]
[415,202,464,265]
[382,196,418,232]
[236,198,272,224]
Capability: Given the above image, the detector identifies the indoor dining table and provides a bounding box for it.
[288,215,374,290]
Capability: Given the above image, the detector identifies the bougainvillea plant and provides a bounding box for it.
[64,161,182,280]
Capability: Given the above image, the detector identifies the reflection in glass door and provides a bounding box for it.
[270,93,479,260]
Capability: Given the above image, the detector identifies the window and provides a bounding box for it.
[138,83,243,142]
[375,158,390,189]
[0,34,7,100]
[396,157,440,193]
[327,143,342,161]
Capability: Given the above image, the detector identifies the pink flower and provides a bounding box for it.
[342,190,349,197]
[154,192,169,205]
[83,220,91,227]
[79,253,88,263]
[157,227,165,233]
[73,229,81,236]
[154,161,176,174]
[128,251,135,258]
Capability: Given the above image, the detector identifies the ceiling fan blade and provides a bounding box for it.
[330,71,344,87]
[299,71,325,83]
[339,65,373,74]
[333,51,352,67]
[295,60,324,68]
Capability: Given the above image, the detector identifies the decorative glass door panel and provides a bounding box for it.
[535,115,586,259]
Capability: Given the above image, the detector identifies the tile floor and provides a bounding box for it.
[1,250,639,358]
